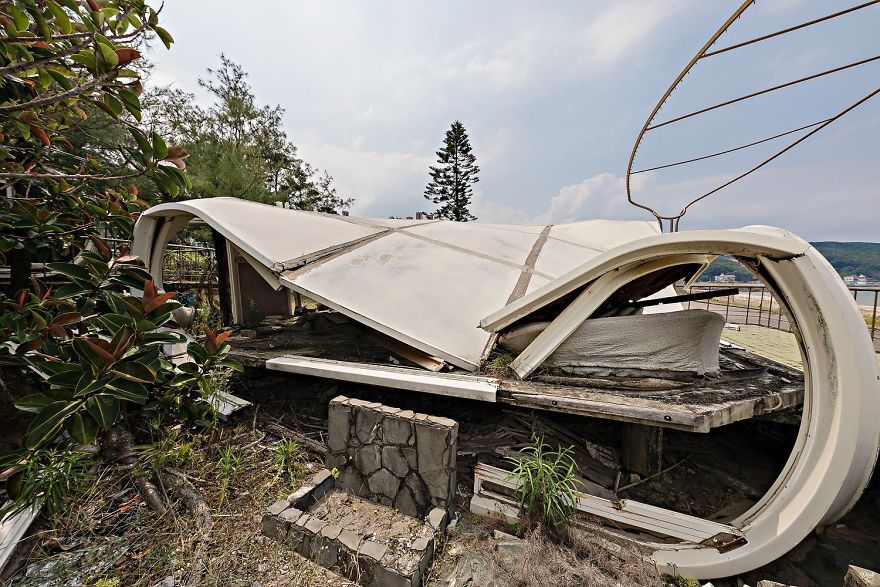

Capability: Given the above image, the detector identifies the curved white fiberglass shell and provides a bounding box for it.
[481,227,880,579]
[131,198,663,369]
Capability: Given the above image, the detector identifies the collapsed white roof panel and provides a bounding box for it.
[402,221,543,269]
[141,198,384,268]
[283,230,524,368]
[133,198,684,371]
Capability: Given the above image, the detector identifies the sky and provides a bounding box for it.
[147,1,880,241]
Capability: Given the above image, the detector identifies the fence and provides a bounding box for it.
[685,282,880,352]
[105,238,217,289]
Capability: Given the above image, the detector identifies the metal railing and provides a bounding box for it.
[685,282,880,352]
[105,238,217,289]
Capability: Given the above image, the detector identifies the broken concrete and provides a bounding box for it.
[327,396,457,518]
[261,472,447,587]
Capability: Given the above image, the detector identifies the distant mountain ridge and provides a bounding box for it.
[700,242,880,282]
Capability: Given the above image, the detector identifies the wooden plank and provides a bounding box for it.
[0,504,38,574]
[474,463,744,544]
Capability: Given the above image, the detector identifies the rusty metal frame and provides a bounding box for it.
[625,1,880,231]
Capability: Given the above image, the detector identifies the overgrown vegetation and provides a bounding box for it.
[0,0,245,520]
[506,435,582,534]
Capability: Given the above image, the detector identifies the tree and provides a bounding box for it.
[142,56,353,213]
[424,120,479,221]
[0,0,239,516]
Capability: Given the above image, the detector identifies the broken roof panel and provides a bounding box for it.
[134,198,667,371]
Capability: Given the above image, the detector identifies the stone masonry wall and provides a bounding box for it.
[326,396,457,519]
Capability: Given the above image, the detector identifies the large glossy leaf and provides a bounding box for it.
[67,412,98,444]
[23,401,80,450]
[14,393,55,413]
[46,262,93,282]
[105,378,148,404]
[86,395,120,428]
[112,361,156,383]
[73,337,115,369]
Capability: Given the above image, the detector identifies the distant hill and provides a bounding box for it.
[699,242,880,282]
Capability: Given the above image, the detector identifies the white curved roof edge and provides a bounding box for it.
[480,226,812,333]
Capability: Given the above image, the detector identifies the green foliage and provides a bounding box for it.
[505,435,582,531]
[216,445,246,507]
[700,242,880,282]
[662,575,701,587]
[95,578,121,587]
[485,351,514,377]
[139,427,194,471]
[0,1,244,518]
[812,242,880,280]
[2,443,95,518]
[141,55,353,212]
[273,438,305,482]
[424,120,479,222]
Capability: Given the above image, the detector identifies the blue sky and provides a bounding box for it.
[148,1,879,241]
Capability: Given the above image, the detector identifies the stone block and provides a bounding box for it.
[338,529,362,552]
[383,416,413,446]
[327,398,351,453]
[355,407,383,444]
[355,444,382,476]
[382,446,410,477]
[359,540,389,562]
[266,499,290,516]
[426,507,448,533]
[394,487,419,518]
[369,468,401,500]
[279,507,303,526]
[846,565,880,587]
[287,484,315,509]
[261,513,288,539]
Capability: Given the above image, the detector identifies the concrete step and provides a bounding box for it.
[262,470,447,587]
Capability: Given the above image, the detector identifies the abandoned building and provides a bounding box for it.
[129,197,880,581]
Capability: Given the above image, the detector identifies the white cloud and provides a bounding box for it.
[298,143,432,216]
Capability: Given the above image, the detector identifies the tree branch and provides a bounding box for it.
[0,39,91,75]
[0,72,115,113]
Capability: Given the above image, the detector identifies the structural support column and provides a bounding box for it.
[211,229,233,327]
[622,423,663,477]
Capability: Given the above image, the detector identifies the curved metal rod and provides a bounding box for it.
[625,0,756,226]
[631,118,832,175]
[626,0,880,230]
[673,85,880,219]
[648,54,880,131]
[702,0,880,58]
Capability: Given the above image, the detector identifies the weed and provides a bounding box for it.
[506,435,582,533]
[662,575,701,587]
[273,439,305,482]
[3,444,94,517]
[95,578,121,587]
[485,352,515,377]
[139,429,195,471]
[216,446,247,507]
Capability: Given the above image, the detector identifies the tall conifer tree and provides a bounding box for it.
[424,121,479,221]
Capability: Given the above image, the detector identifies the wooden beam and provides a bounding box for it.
[623,424,663,477]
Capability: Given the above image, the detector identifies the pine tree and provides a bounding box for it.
[424,121,480,221]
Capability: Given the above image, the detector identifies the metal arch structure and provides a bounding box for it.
[626,1,880,232]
